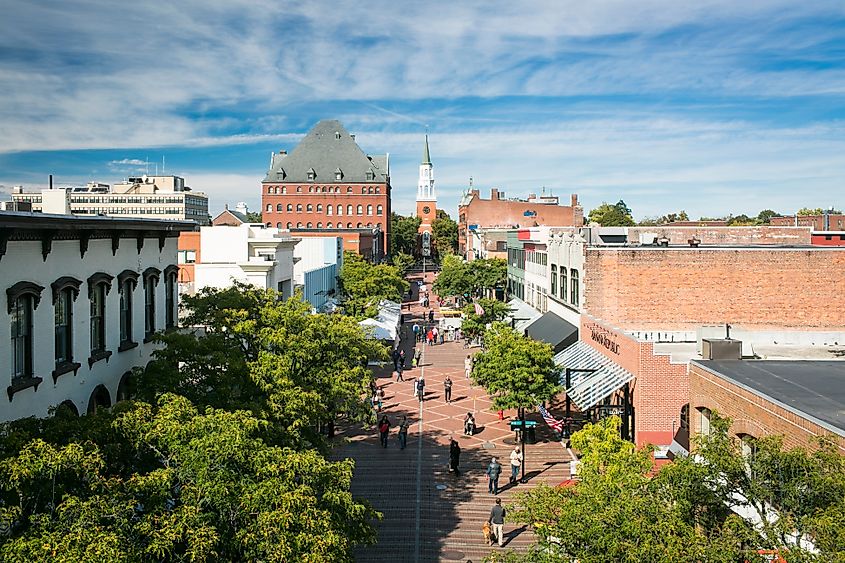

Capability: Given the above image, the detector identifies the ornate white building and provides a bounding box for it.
[416,135,437,256]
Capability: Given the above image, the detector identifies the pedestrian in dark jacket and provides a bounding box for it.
[487,458,502,494]
[488,498,506,547]
[378,415,390,448]
[444,376,453,403]
[449,439,461,474]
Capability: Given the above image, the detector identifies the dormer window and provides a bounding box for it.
[335,131,341,140]
[335,168,343,181]
[307,168,316,181]
[366,170,374,181]
[277,168,286,180]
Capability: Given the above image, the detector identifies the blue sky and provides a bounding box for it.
[1,1,844,220]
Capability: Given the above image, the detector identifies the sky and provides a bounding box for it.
[1,1,844,220]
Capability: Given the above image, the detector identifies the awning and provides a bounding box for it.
[525,311,578,354]
[505,298,542,333]
[554,341,634,410]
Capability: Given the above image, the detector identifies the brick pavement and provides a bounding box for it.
[332,271,573,562]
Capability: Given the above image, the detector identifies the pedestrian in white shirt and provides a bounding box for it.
[509,446,522,484]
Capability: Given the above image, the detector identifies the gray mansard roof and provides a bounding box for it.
[264,120,389,184]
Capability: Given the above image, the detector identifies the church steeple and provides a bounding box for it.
[422,134,431,165]
[416,134,437,236]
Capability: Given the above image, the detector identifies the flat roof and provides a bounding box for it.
[0,211,196,232]
[693,360,845,436]
[590,245,844,251]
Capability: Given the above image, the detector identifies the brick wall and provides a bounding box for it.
[584,248,845,331]
[579,316,689,447]
[627,225,812,246]
[771,214,845,231]
[689,363,845,454]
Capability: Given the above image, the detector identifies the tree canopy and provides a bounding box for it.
[459,298,512,340]
[338,251,408,319]
[389,212,421,256]
[433,255,507,300]
[587,200,635,226]
[797,207,841,216]
[432,209,458,256]
[470,323,560,411]
[493,414,845,563]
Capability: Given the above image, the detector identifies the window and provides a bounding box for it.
[347,187,352,193]
[287,204,293,212]
[265,204,271,212]
[307,169,315,181]
[11,294,35,379]
[165,266,177,329]
[570,269,579,307]
[296,186,302,193]
[307,204,313,212]
[357,222,363,228]
[296,204,303,213]
[177,250,196,264]
[560,267,567,301]
[347,222,353,229]
[316,204,322,213]
[357,205,363,215]
[286,222,292,229]
[90,282,107,353]
[697,408,712,436]
[367,204,373,215]
[118,274,136,346]
[551,264,557,296]
[297,222,303,228]
[143,268,160,339]
[281,186,287,194]
[276,203,283,212]
[308,187,313,193]
[276,222,282,229]
[377,205,383,216]
[347,205,353,215]
[307,222,313,228]
[336,205,342,216]
[335,171,342,180]
[361,187,366,194]
[326,205,333,215]
[317,222,322,229]
[327,222,333,228]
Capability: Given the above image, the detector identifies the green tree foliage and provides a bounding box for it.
[470,323,560,411]
[756,209,781,224]
[459,298,512,340]
[246,211,263,223]
[638,210,690,225]
[391,252,416,276]
[797,207,841,216]
[338,251,408,319]
[727,213,756,226]
[139,283,384,448]
[496,414,845,563]
[433,255,507,299]
[389,212,421,256]
[0,396,379,562]
[432,209,458,256]
[587,200,635,226]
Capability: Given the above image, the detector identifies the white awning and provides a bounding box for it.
[505,298,542,333]
[554,341,635,411]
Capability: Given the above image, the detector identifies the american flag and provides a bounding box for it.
[473,302,485,316]
[538,404,563,433]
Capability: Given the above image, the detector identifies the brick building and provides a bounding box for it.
[690,361,845,455]
[458,188,582,259]
[261,120,390,260]
[771,213,845,231]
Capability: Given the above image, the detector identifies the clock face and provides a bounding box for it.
[422,206,431,214]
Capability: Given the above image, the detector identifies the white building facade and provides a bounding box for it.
[292,236,343,311]
[1,212,191,422]
[194,224,298,298]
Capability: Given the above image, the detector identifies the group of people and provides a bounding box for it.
[378,414,411,449]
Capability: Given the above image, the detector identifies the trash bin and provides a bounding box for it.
[526,425,536,444]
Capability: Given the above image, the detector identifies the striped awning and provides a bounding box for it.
[554,341,634,411]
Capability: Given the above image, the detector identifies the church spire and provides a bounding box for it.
[422,134,431,165]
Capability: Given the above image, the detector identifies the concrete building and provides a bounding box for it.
[192,224,298,298]
[292,236,343,312]
[261,120,390,260]
[11,176,210,225]
[458,187,582,259]
[0,212,191,422]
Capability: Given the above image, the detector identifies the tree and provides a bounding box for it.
[756,209,781,224]
[459,298,512,340]
[0,395,380,562]
[391,252,415,276]
[587,200,635,226]
[390,213,421,256]
[432,209,458,256]
[433,256,507,300]
[338,251,408,319]
[727,214,756,226]
[246,211,263,223]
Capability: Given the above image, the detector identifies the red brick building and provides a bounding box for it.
[458,188,582,259]
[261,120,390,260]
[771,213,845,231]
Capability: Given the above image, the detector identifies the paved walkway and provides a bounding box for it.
[332,272,573,562]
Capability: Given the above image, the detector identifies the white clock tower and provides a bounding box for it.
[416,134,437,237]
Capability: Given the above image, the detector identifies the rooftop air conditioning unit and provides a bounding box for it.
[702,338,742,360]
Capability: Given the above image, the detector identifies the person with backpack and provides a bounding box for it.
[486,457,502,495]
[378,415,390,448]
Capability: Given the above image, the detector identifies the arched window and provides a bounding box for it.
[570,269,579,307]
[87,384,111,415]
[276,222,282,229]
[376,205,383,215]
[367,204,373,215]
[335,187,340,193]
[265,222,272,228]
[367,223,372,228]
[276,203,283,212]
[347,205,353,215]
[143,267,160,339]
[357,222,363,228]
[306,222,313,228]
[266,204,272,212]
[281,186,287,194]
[347,222,353,229]
[87,273,113,358]
[362,187,366,194]
[327,222,333,228]
[117,271,137,348]
[375,187,381,194]
[164,265,177,329]
[10,283,43,380]
[286,222,292,229]
[326,205,333,215]
[551,264,558,296]
[336,205,343,216]
[696,408,712,436]
[286,204,293,212]
[316,204,323,213]
[296,186,302,193]
[560,267,567,300]
[347,187,352,193]
[309,187,313,193]
[317,222,322,229]
[368,187,374,194]
[738,434,757,461]
[356,205,363,215]
[296,204,303,213]
[307,204,313,212]
[297,222,303,228]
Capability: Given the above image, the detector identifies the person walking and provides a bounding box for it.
[488,498,506,547]
[464,412,475,436]
[378,415,390,448]
[396,361,405,382]
[487,457,502,495]
[391,347,401,371]
[417,376,426,402]
[509,446,522,484]
[449,439,461,474]
[444,376,453,403]
[464,355,473,380]
[426,329,434,346]
[428,309,434,323]
[398,416,410,450]
[432,326,439,345]
[399,349,406,368]
[413,348,422,368]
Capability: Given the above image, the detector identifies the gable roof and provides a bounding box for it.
[213,208,248,224]
[264,120,389,184]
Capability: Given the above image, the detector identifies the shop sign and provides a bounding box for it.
[588,323,620,355]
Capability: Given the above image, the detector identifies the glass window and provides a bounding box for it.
[297,222,303,228]
[307,222,313,228]
[327,222,333,228]
[336,205,342,216]
[560,267,567,301]
[347,205,353,215]
[307,204,313,212]
[357,205,363,215]
[570,269,579,307]
[265,204,271,212]
[90,284,106,353]
[12,295,34,379]
[281,186,287,194]
[296,204,303,213]
[144,277,158,338]
[317,222,322,229]
[326,205,333,215]
[276,203,283,212]
[317,204,323,213]
[276,222,282,229]
[165,273,176,329]
[287,204,293,212]
[55,288,73,364]
[377,205,383,215]
[120,281,133,344]
[550,264,557,296]
[286,222,292,229]
[367,204,373,215]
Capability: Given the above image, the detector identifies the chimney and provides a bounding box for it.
[490,188,498,200]
[49,174,53,190]
[571,194,579,207]
[279,150,287,155]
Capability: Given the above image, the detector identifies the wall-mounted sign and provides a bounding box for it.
[587,322,620,355]
[523,210,537,217]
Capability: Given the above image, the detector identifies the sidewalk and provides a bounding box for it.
[331,271,573,562]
